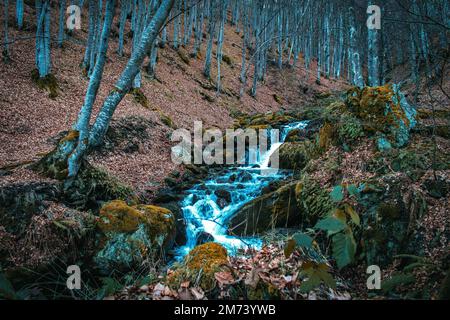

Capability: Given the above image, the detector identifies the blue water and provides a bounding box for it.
[174,121,309,259]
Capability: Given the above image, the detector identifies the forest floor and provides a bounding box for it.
[0,4,449,301]
[0,4,346,199]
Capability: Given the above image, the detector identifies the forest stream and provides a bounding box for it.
[175,121,310,258]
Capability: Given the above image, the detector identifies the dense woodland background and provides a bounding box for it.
[0,0,449,300]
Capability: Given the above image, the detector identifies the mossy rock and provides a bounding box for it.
[295,178,334,225]
[359,175,427,266]
[64,165,136,210]
[318,122,338,151]
[284,129,302,142]
[275,142,309,170]
[346,84,417,147]
[237,113,296,128]
[94,200,176,274]
[169,243,228,291]
[97,200,175,247]
[229,182,300,236]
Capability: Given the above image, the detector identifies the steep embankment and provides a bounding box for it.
[0,3,346,198]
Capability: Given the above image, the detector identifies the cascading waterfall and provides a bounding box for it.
[174,121,309,259]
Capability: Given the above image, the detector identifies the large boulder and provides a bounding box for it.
[169,242,229,291]
[94,200,176,274]
[272,142,311,170]
[346,84,417,149]
[228,182,300,235]
[358,174,427,266]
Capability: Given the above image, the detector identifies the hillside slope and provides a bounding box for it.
[0,3,346,197]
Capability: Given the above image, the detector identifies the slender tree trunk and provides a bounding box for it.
[58,0,67,48]
[216,0,226,93]
[67,0,117,177]
[2,0,9,61]
[118,0,129,56]
[88,0,174,147]
[83,0,97,71]
[204,0,216,79]
[16,0,23,30]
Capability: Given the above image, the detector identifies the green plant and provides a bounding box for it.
[338,114,364,144]
[96,277,124,300]
[0,273,31,300]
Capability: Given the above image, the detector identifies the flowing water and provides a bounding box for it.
[174,121,309,259]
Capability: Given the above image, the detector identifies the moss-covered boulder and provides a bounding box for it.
[235,112,297,129]
[295,178,334,226]
[169,242,229,291]
[358,175,427,266]
[274,139,320,170]
[229,182,300,235]
[346,84,417,148]
[94,200,176,274]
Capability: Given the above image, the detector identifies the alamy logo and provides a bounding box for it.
[66,5,81,31]
[171,121,280,175]
[366,265,381,290]
[66,265,81,290]
[367,5,381,30]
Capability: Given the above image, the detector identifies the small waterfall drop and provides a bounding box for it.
[174,121,309,259]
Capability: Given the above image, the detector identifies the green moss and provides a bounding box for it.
[277,142,310,170]
[31,69,59,99]
[95,201,176,274]
[169,243,228,291]
[97,200,144,234]
[130,88,149,109]
[134,205,175,246]
[222,54,234,66]
[338,114,364,143]
[295,178,334,223]
[377,202,401,220]
[318,122,337,151]
[177,48,191,65]
[159,112,176,129]
[78,166,135,204]
[273,94,283,104]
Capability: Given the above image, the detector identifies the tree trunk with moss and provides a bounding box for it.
[37,0,175,180]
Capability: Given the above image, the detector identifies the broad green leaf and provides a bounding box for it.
[314,217,346,233]
[330,185,344,202]
[332,230,356,269]
[284,239,296,258]
[293,232,313,248]
[317,269,337,290]
[299,262,336,292]
[299,274,321,293]
[344,204,360,226]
